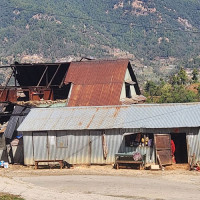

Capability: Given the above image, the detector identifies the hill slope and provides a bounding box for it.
[0,0,200,75]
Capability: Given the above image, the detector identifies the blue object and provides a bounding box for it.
[16,134,23,139]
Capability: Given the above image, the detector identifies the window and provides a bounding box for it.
[125,83,131,98]
[56,131,68,148]
[125,133,154,147]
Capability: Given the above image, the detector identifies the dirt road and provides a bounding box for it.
[0,165,200,200]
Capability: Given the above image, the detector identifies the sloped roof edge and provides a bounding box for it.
[18,103,200,132]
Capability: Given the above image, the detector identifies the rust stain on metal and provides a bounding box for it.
[78,122,82,126]
[86,113,96,129]
[0,89,17,102]
[113,107,121,118]
[65,59,129,106]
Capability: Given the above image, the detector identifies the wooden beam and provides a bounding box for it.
[47,64,61,88]
[37,66,48,87]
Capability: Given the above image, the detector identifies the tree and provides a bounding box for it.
[192,68,198,83]
[177,67,188,85]
[169,75,179,86]
[159,83,173,103]
[144,81,157,96]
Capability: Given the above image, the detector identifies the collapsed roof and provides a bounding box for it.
[0,59,144,106]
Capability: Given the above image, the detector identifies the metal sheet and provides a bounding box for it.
[0,89,17,102]
[65,59,129,106]
[23,129,125,165]
[187,130,200,163]
[18,106,128,131]
[18,103,200,133]
[23,132,34,165]
[48,132,56,160]
[124,103,200,129]
[64,130,90,164]
[4,106,25,139]
[69,83,123,106]
[33,132,48,161]
[90,130,105,164]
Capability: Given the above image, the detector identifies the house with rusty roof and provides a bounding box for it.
[64,59,146,106]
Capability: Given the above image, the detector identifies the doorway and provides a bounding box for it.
[171,133,188,163]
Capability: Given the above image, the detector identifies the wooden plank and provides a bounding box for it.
[34,160,64,169]
[157,155,164,170]
[116,160,142,164]
[154,134,172,165]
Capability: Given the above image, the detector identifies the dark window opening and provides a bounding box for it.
[125,133,154,147]
[53,84,71,100]
[125,84,131,98]
[171,133,188,163]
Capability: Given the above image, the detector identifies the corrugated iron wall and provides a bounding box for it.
[23,129,123,165]
[187,128,200,163]
[22,127,200,165]
[23,132,34,165]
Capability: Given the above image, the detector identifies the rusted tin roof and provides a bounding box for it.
[18,105,128,131]
[18,103,200,132]
[65,59,129,106]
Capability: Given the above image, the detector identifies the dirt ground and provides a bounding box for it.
[0,164,199,200]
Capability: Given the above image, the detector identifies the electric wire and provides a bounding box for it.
[0,4,200,34]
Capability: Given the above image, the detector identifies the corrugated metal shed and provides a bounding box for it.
[64,59,129,106]
[18,106,128,131]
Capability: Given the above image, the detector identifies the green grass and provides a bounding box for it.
[0,193,24,200]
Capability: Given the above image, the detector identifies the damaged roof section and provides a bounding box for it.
[0,59,143,106]
[0,101,30,139]
[0,62,70,102]
[13,62,70,87]
[4,105,30,139]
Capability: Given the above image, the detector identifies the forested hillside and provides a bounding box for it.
[0,0,200,81]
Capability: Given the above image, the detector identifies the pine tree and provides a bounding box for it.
[192,68,198,83]
[177,67,188,85]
